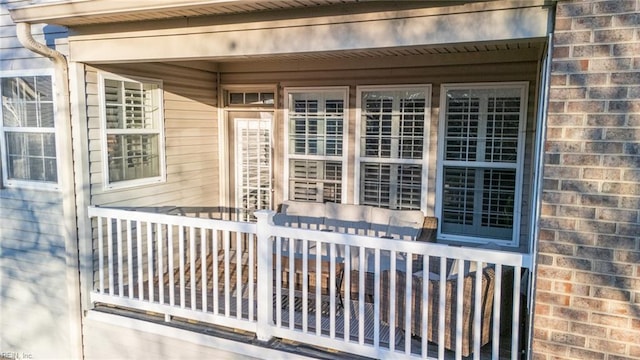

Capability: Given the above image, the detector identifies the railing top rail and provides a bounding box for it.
[268,222,532,269]
[88,206,257,234]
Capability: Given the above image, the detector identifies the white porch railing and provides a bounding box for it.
[88,206,533,360]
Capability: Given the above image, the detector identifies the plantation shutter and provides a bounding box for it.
[287,89,346,203]
[440,86,525,242]
[358,87,429,210]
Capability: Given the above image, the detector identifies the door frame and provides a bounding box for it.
[218,84,277,216]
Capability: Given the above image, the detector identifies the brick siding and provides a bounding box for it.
[534,0,640,359]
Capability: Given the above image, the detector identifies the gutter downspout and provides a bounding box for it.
[526,4,556,359]
[16,22,84,360]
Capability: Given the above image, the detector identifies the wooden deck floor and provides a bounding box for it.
[100,279,517,360]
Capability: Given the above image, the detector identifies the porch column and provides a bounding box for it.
[255,210,275,342]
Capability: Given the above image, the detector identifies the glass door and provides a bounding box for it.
[234,117,273,221]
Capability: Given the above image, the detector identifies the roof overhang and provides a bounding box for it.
[7,0,464,26]
[9,0,554,64]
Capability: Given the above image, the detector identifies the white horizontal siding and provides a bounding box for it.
[1,3,68,71]
[0,191,71,359]
[86,63,219,207]
[0,5,73,358]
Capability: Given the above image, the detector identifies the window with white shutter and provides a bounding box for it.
[285,88,347,203]
[0,73,58,188]
[100,74,165,188]
[356,85,430,211]
[437,83,527,245]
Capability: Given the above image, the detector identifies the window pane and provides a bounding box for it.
[229,92,244,104]
[442,166,476,226]
[105,105,122,129]
[362,99,393,157]
[486,97,520,163]
[36,76,53,101]
[244,92,259,103]
[360,162,421,210]
[288,94,344,157]
[105,79,159,130]
[142,83,160,129]
[398,98,425,159]
[396,164,422,210]
[323,161,343,202]
[5,132,57,182]
[361,163,391,208]
[482,169,516,228]
[107,134,160,182]
[27,133,43,155]
[44,158,58,182]
[40,103,55,127]
[360,89,426,159]
[260,92,274,104]
[2,76,55,128]
[1,100,20,127]
[289,159,341,203]
[124,82,144,129]
[445,94,479,161]
[25,103,39,127]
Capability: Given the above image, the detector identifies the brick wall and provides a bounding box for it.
[533,0,640,359]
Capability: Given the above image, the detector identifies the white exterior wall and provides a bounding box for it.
[0,1,74,359]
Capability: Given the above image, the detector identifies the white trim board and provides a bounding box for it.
[66,7,550,63]
[86,310,316,360]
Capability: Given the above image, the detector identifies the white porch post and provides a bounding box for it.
[254,210,275,342]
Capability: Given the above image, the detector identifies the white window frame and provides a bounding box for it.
[0,69,60,190]
[283,86,349,203]
[354,84,431,213]
[436,82,528,246]
[99,72,166,190]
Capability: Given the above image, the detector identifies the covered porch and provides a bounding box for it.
[88,205,531,359]
[6,0,553,359]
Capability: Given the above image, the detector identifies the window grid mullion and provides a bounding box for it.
[3,127,55,134]
[472,168,484,231]
[476,94,488,162]
[391,97,400,159]
[389,164,399,208]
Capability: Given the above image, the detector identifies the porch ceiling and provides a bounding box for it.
[213,39,545,62]
[186,38,545,73]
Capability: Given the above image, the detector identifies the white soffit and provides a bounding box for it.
[9,0,364,26]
